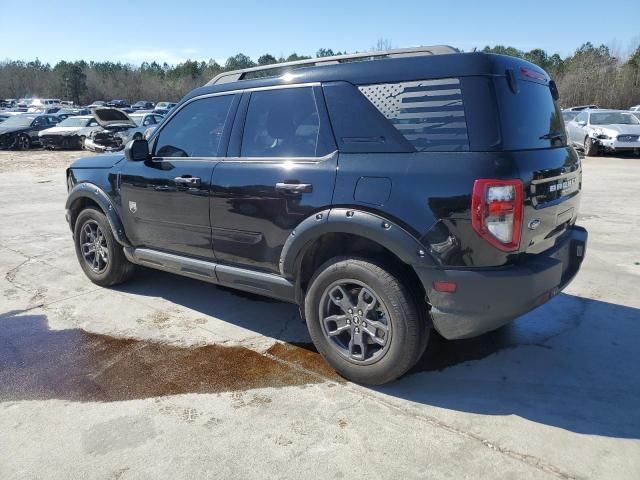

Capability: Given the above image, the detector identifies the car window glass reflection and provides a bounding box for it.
[155,95,234,158]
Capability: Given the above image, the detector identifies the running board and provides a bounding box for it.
[123,247,296,303]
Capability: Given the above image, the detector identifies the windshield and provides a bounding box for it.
[58,117,90,127]
[590,112,639,125]
[0,115,35,127]
[129,115,144,126]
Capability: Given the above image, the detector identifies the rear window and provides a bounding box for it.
[495,78,565,150]
[359,78,469,152]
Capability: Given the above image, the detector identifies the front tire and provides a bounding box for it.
[584,137,598,156]
[304,257,427,384]
[74,207,134,286]
[16,134,31,150]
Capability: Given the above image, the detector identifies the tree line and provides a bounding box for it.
[0,43,638,108]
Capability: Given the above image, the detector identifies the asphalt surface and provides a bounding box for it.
[0,149,639,479]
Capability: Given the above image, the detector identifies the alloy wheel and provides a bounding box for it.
[319,279,392,365]
[79,220,109,273]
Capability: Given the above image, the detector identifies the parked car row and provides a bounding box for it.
[562,106,640,156]
[0,106,167,151]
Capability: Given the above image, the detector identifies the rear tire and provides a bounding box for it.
[73,207,135,286]
[304,257,428,384]
[584,137,598,156]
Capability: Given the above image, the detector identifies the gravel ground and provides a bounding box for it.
[0,149,639,480]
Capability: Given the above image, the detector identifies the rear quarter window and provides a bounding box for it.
[359,78,469,152]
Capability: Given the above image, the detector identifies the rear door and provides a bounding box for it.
[210,85,337,273]
[119,93,239,259]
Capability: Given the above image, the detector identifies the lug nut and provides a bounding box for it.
[354,327,360,333]
[348,309,353,314]
[362,321,367,327]
[358,310,363,315]
[346,319,351,325]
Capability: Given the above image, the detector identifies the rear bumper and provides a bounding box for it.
[415,225,588,340]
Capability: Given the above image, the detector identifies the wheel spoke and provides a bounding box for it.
[322,314,349,337]
[348,328,367,361]
[357,287,377,315]
[81,242,95,256]
[329,285,354,313]
[362,326,387,346]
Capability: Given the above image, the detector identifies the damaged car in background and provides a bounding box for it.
[83,108,136,152]
[83,108,164,152]
[0,114,61,150]
[38,115,101,150]
[566,109,640,156]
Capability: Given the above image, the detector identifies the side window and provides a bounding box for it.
[241,87,322,158]
[143,115,155,126]
[359,79,469,152]
[153,115,164,124]
[88,119,99,127]
[33,117,46,126]
[575,112,588,124]
[154,95,234,158]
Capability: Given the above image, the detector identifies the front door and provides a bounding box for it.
[120,93,238,259]
[211,86,337,273]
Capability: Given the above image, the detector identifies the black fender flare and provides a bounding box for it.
[279,207,436,279]
[65,182,131,247]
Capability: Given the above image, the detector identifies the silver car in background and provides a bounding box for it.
[566,109,640,156]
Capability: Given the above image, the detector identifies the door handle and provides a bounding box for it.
[275,182,313,194]
[174,176,201,187]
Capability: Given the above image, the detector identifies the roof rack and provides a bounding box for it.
[205,45,459,86]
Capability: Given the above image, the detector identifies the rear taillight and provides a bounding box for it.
[471,179,523,251]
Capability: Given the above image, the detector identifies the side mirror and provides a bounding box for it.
[124,139,150,161]
[577,120,586,127]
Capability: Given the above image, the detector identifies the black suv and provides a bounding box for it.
[65,46,587,384]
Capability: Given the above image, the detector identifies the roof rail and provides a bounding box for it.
[205,45,459,86]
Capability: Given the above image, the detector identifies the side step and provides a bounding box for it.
[123,247,296,303]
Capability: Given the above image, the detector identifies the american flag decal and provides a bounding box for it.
[359,78,469,152]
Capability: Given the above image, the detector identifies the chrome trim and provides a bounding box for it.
[530,170,580,185]
[223,151,338,164]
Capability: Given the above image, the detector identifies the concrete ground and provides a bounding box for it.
[0,149,638,479]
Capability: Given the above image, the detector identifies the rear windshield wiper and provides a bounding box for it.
[539,131,566,141]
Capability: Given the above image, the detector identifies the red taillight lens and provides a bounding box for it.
[471,179,523,251]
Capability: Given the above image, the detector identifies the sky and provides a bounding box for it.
[1,0,639,65]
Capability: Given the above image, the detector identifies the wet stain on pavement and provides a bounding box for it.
[0,311,322,402]
[267,342,345,383]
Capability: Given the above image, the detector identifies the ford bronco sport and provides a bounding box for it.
[65,46,587,384]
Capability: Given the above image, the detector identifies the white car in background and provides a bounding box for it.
[38,115,101,149]
[566,109,640,156]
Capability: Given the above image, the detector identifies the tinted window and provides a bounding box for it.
[241,87,321,157]
[359,78,469,152]
[154,95,234,158]
[495,79,565,150]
